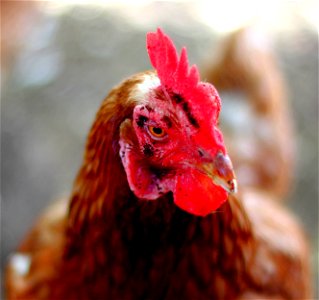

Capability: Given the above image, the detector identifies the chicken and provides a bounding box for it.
[5,28,311,299]
[201,27,295,199]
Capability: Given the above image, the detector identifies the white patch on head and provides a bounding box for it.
[131,73,161,104]
[9,253,31,276]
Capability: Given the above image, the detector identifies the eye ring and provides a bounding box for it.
[147,125,167,140]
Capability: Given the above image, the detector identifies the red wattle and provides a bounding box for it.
[174,169,228,216]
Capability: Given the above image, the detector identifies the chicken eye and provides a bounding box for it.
[147,126,167,139]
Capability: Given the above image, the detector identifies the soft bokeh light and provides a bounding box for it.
[41,0,318,33]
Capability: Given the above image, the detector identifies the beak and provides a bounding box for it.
[199,151,237,194]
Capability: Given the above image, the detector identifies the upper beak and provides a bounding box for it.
[199,151,237,194]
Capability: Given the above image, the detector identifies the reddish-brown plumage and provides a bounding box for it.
[5,29,311,299]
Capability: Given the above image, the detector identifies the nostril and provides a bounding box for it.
[198,149,204,157]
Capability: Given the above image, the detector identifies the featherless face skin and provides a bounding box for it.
[119,29,237,216]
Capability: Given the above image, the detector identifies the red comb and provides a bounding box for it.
[146,28,221,125]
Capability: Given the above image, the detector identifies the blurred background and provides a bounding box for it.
[1,0,318,297]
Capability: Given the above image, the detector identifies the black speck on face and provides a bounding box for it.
[136,115,148,128]
[143,143,154,157]
[182,102,190,113]
[149,166,171,179]
[145,105,154,112]
[172,93,184,104]
[187,113,200,128]
[171,93,200,129]
[161,116,173,128]
[182,102,200,128]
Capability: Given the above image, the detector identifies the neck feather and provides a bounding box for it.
[65,76,144,250]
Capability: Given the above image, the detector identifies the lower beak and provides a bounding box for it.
[200,152,237,194]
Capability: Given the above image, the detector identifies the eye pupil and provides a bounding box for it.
[152,127,162,135]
